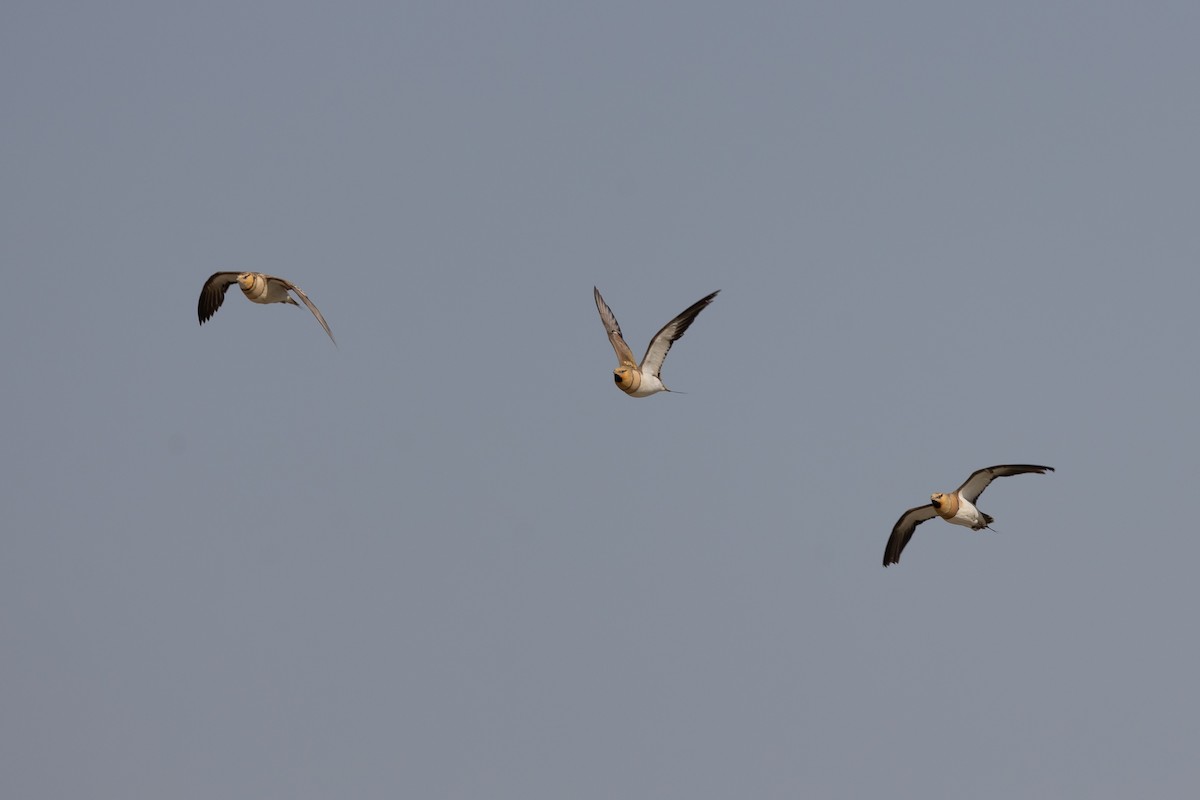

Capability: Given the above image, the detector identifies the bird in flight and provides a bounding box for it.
[593,286,718,397]
[883,464,1054,566]
[198,272,336,345]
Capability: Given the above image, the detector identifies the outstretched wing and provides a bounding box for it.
[198,272,241,325]
[883,504,939,567]
[956,464,1054,504]
[275,278,336,346]
[639,290,719,378]
[594,287,637,367]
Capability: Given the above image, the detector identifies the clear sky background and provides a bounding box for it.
[3,2,1199,798]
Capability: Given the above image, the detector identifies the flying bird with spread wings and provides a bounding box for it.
[197,272,336,345]
[593,286,718,397]
[883,464,1054,566]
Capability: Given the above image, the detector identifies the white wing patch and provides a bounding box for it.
[639,291,719,378]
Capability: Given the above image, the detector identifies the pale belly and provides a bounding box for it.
[627,374,667,397]
[241,276,292,305]
[947,497,987,529]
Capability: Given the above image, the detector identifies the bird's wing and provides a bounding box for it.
[276,278,336,345]
[639,290,719,378]
[883,504,939,567]
[956,464,1054,503]
[197,272,242,325]
[594,287,637,367]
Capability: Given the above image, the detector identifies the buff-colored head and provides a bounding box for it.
[613,366,642,395]
[930,491,959,519]
[237,273,255,291]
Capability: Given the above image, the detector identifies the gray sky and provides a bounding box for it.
[3,2,1199,797]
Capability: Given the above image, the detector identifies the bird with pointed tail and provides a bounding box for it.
[593,286,718,397]
[198,272,336,345]
[883,464,1054,566]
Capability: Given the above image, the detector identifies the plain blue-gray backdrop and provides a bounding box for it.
[3,2,1198,798]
